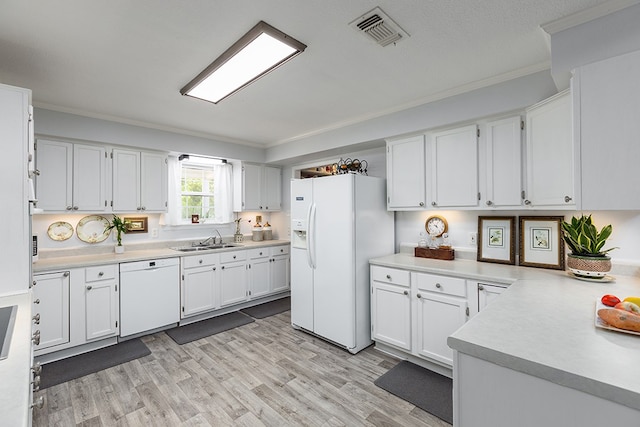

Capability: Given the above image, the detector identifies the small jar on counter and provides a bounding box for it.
[263,222,272,240]
[252,225,263,241]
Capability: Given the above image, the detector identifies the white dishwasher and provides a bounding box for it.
[119,257,180,337]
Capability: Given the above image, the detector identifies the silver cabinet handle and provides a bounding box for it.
[435,283,441,289]
[431,201,437,206]
[33,169,40,176]
[32,375,41,391]
[213,267,216,271]
[63,271,70,277]
[31,280,36,288]
[221,266,225,270]
[33,299,40,305]
[32,330,41,345]
[259,252,263,256]
[66,206,73,210]
[141,206,146,211]
[32,363,42,376]
[86,285,92,290]
[524,199,531,205]
[233,255,236,259]
[73,206,78,210]
[419,202,425,207]
[98,271,104,277]
[32,313,40,325]
[478,284,485,291]
[565,196,573,203]
[31,396,44,410]
[416,293,422,299]
[486,200,493,206]
[386,274,391,280]
[137,207,142,211]
[199,259,203,264]
[403,290,408,295]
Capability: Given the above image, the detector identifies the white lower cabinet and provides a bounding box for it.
[270,245,290,293]
[370,266,469,369]
[248,249,271,299]
[32,271,70,351]
[83,265,119,341]
[219,251,248,307]
[181,254,219,318]
[413,272,468,366]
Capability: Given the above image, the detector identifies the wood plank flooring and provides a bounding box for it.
[32,311,451,427]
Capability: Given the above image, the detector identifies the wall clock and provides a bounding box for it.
[425,215,448,237]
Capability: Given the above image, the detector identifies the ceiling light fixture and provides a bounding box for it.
[181,21,306,104]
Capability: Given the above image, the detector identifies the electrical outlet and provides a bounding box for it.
[151,228,158,238]
[469,232,477,246]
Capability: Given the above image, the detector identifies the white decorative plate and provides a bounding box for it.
[568,271,615,283]
[76,215,111,243]
[47,221,73,241]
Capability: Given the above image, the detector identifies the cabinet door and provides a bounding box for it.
[415,291,467,366]
[371,282,411,351]
[33,271,70,350]
[525,91,575,207]
[141,151,168,212]
[576,50,640,210]
[242,163,263,211]
[485,117,523,208]
[219,261,248,307]
[386,136,426,209]
[430,125,478,207]
[478,283,507,312]
[270,255,289,293]
[35,139,73,211]
[112,148,141,212]
[73,143,107,211]
[85,280,118,340]
[182,266,217,317]
[248,258,271,298]
[263,166,282,211]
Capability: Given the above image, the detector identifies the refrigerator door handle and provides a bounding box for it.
[306,202,314,269]
[309,203,317,269]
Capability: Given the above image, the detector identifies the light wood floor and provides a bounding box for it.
[33,311,452,427]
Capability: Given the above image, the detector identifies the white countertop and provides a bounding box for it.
[33,239,290,272]
[0,291,33,427]
[370,253,640,411]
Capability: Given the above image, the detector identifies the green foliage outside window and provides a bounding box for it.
[181,165,215,220]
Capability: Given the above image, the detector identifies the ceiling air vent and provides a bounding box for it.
[349,7,409,47]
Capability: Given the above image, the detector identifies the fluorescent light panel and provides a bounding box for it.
[181,21,306,104]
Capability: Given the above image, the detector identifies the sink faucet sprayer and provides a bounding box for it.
[196,229,222,246]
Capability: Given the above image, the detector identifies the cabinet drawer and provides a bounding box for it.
[220,250,246,263]
[415,272,466,297]
[85,265,117,282]
[247,248,269,259]
[183,253,219,269]
[270,245,289,256]
[371,266,410,287]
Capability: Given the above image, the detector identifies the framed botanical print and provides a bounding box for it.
[477,216,516,265]
[519,216,565,270]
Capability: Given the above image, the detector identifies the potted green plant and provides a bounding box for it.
[105,215,129,254]
[561,214,617,278]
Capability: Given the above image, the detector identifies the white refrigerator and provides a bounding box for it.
[290,174,394,353]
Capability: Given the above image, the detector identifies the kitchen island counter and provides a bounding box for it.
[369,253,640,421]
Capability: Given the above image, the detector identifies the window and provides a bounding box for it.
[180,161,216,221]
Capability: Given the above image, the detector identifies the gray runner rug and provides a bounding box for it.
[165,311,254,345]
[40,338,150,389]
[240,296,290,319]
[374,360,453,424]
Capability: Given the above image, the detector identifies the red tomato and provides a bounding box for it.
[601,294,621,307]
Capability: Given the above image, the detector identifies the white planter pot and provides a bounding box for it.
[115,245,125,254]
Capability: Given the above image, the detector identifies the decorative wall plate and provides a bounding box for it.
[47,221,73,241]
[76,215,111,243]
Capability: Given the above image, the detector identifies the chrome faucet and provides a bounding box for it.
[196,229,222,246]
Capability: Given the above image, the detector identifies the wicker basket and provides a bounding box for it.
[567,254,611,278]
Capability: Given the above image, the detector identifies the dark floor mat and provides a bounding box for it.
[240,296,291,319]
[165,311,254,345]
[374,360,453,424]
[40,338,150,389]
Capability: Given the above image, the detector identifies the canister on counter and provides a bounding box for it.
[263,222,272,240]
[252,224,263,241]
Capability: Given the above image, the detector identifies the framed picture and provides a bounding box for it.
[124,216,148,233]
[519,216,565,270]
[477,216,516,265]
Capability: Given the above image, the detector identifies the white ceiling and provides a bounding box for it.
[0,0,610,147]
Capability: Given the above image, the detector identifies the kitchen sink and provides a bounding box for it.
[170,243,241,252]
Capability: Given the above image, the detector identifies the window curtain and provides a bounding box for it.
[213,162,233,223]
[163,155,182,226]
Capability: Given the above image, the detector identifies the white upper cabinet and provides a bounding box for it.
[524,90,576,208]
[112,148,167,212]
[430,125,478,208]
[233,163,282,212]
[574,49,640,210]
[386,135,426,210]
[36,139,107,212]
[482,116,523,208]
